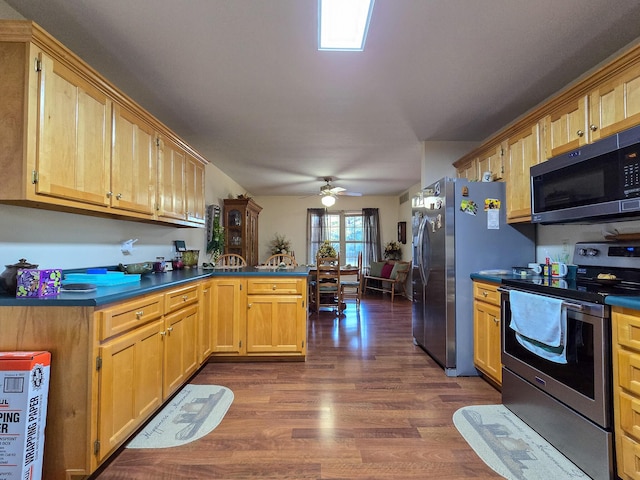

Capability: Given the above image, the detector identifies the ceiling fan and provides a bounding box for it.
[318,177,361,206]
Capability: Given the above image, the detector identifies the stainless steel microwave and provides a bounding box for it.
[531,124,640,224]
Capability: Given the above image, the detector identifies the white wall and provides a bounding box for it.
[253,195,405,265]
[422,141,478,188]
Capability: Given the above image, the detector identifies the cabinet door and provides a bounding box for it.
[211,278,246,355]
[111,104,156,215]
[185,155,206,225]
[473,300,502,385]
[157,136,186,221]
[199,281,213,363]
[477,143,505,181]
[98,319,164,461]
[456,159,478,181]
[246,295,305,355]
[505,122,541,223]
[36,51,111,206]
[543,96,589,158]
[590,63,640,142]
[163,303,199,398]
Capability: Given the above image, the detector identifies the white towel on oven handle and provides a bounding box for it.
[509,290,567,364]
[509,290,564,346]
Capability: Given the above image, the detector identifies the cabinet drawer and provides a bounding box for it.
[619,434,640,480]
[98,293,163,341]
[616,310,640,353]
[617,349,640,397]
[473,281,500,305]
[164,284,200,313]
[619,390,640,441]
[248,278,303,295]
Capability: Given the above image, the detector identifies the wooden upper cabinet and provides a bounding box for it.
[0,20,207,227]
[477,142,505,181]
[590,62,640,142]
[111,104,157,216]
[543,95,589,159]
[185,155,206,225]
[157,136,186,222]
[36,51,112,206]
[455,159,478,181]
[505,122,541,223]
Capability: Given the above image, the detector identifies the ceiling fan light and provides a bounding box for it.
[321,194,336,207]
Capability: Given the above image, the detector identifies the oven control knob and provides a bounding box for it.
[587,248,599,256]
[578,248,587,256]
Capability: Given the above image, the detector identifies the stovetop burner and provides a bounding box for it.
[503,241,640,303]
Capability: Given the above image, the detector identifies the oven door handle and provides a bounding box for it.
[497,287,585,311]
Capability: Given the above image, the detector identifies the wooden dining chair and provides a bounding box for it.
[264,253,298,267]
[314,254,342,314]
[215,253,247,267]
[340,251,363,309]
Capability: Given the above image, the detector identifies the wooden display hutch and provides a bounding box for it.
[223,198,262,266]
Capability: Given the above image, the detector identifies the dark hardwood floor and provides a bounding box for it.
[93,295,502,479]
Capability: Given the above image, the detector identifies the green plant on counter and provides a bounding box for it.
[206,216,225,263]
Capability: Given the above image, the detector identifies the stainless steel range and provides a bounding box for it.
[499,241,640,480]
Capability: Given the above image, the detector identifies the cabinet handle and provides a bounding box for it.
[106,191,113,198]
[135,310,144,319]
[493,317,499,325]
[272,285,277,290]
[482,291,488,297]
[590,124,598,132]
[160,330,166,336]
[167,326,173,334]
[576,129,584,137]
[182,295,188,301]
[248,303,252,309]
[116,193,123,200]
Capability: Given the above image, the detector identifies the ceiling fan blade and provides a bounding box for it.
[328,186,346,194]
[337,191,362,197]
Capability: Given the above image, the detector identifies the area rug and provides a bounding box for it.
[453,404,590,480]
[127,384,233,449]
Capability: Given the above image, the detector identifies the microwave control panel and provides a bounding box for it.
[623,150,640,197]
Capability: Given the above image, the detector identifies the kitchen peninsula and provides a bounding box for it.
[0,266,309,480]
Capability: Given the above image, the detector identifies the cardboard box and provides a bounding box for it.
[15,269,61,298]
[0,351,50,480]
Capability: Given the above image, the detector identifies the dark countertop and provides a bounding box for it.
[0,266,311,307]
[471,271,640,311]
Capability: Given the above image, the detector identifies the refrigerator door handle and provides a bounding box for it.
[417,215,430,285]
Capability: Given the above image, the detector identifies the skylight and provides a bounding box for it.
[318,0,375,51]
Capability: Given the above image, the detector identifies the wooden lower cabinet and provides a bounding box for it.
[210,277,247,355]
[97,318,164,462]
[613,306,640,480]
[209,276,308,359]
[473,280,502,386]
[162,303,199,397]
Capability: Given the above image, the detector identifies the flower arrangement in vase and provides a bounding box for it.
[317,240,338,258]
[269,233,292,255]
[384,241,402,260]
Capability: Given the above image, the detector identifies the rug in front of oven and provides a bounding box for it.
[126,384,234,448]
[453,404,591,480]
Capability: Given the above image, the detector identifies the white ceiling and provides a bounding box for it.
[6,0,640,197]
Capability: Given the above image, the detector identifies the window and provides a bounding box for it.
[309,211,364,265]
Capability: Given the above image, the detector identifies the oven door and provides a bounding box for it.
[501,288,611,429]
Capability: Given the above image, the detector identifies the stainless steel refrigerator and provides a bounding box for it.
[412,177,535,376]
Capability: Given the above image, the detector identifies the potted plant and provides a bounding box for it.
[317,240,338,258]
[269,233,292,255]
[206,216,225,263]
[383,241,402,260]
